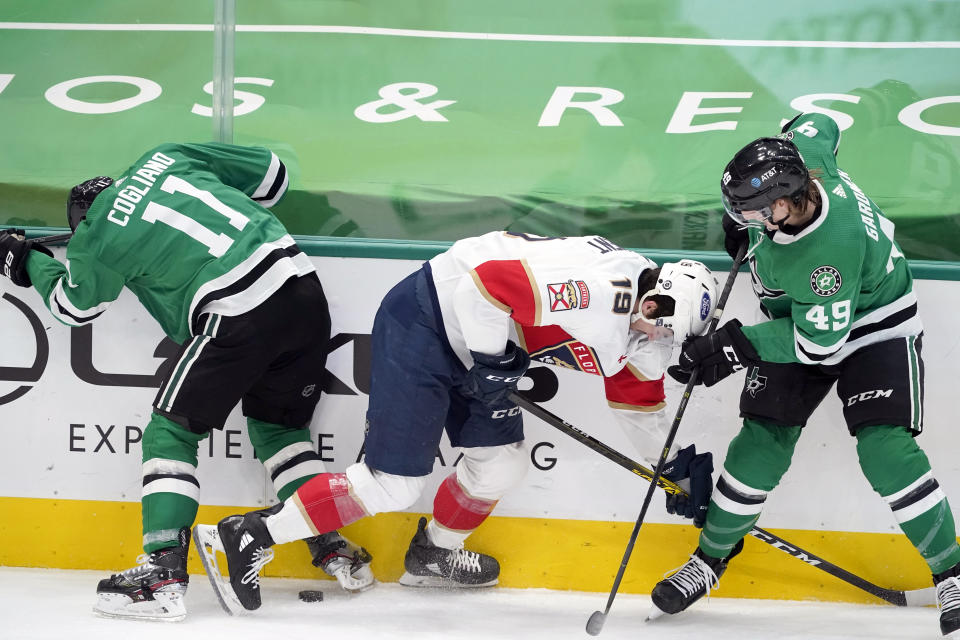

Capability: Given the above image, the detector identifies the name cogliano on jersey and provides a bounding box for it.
[107,152,177,227]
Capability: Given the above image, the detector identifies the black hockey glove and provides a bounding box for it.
[0,229,52,287]
[722,212,749,261]
[662,444,714,528]
[667,319,759,387]
[462,340,530,406]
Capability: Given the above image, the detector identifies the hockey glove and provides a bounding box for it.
[0,229,52,288]
[662,444,714,528]
[667,319,759,387]
[722,212,749,261]
[462,340,530,406]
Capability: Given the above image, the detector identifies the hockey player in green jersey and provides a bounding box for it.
[0,142,373,621]
[651,113,960,638]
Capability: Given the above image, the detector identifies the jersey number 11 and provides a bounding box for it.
[141,175,250,257]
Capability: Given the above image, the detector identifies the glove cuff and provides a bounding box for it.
[724,319,760,362]
[662,444,695,481]
[471,340,523,370]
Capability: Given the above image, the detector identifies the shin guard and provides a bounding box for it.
[857,425,960,574]
[432,473,498,534]
[294,473,368,533]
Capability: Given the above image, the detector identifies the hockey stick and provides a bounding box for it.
[0,228,73,246]
[584,243,749,635]
[508,391,936,608]
[33,232,73,245]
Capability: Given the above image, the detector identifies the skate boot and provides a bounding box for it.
[93,527,190,622]
[305,531,375,592]
[648,538,744,619]
[193,505,278,614]
[397,517,500,588]
[935,562,960,637]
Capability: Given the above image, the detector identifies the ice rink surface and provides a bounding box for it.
[0,566,942,640]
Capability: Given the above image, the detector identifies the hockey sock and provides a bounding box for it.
[856,424,960,574]
[699,418,802,559]
[141,412,206,553]
[264,497,319,544]
[247,417,325,501]
[271,473,367,545]
[428,473,498,549]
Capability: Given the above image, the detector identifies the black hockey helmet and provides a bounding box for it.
[67,176,114,231]
[720,137,808,227]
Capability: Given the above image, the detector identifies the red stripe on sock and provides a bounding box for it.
[433,473,497,532]
[295,473,366,531]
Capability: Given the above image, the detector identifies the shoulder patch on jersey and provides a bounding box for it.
[810,266,842,297]
[547,280,590,311]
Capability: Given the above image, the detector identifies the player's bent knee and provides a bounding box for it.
[855,424,931,495]
[345,462,425,515]
[457,442,529,500]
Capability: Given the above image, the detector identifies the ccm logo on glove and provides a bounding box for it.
[667,319,759,387]
[482,373,523,383]
[462,340,531,406]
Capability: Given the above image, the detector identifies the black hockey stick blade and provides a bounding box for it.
[509,391,937,608]
[585,610,606,636]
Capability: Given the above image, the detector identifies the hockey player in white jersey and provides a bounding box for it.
[193,232,719,612]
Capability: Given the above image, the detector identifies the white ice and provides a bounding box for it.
[0,566,942,640]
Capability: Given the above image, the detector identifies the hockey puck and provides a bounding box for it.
[298,589,323,603]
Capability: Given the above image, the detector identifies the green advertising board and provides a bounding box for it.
[1,1,959,259]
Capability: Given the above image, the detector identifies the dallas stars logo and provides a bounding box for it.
[810,265,842,297]
[745,367,767,398]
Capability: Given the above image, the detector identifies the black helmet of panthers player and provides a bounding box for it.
[67,176,114,231]
[720,137,809,228]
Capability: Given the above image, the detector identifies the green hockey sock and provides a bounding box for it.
[141,413,206,553]
[700,418,802,559]
[247,417,325,501]
[856,425,960,574]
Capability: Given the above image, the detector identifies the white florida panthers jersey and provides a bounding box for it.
[428,231,682,464]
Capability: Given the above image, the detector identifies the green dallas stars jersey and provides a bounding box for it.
[25,142,315,344]
[740,112,920,364]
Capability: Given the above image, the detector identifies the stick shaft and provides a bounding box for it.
[591,245,749,625]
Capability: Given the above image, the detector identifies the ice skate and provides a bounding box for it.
[648,539,744,620]
[935,562,960,637]
[193,506,277,614]
[93,527,190,622]
[397,517,499,588]
[305,531,375,592]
